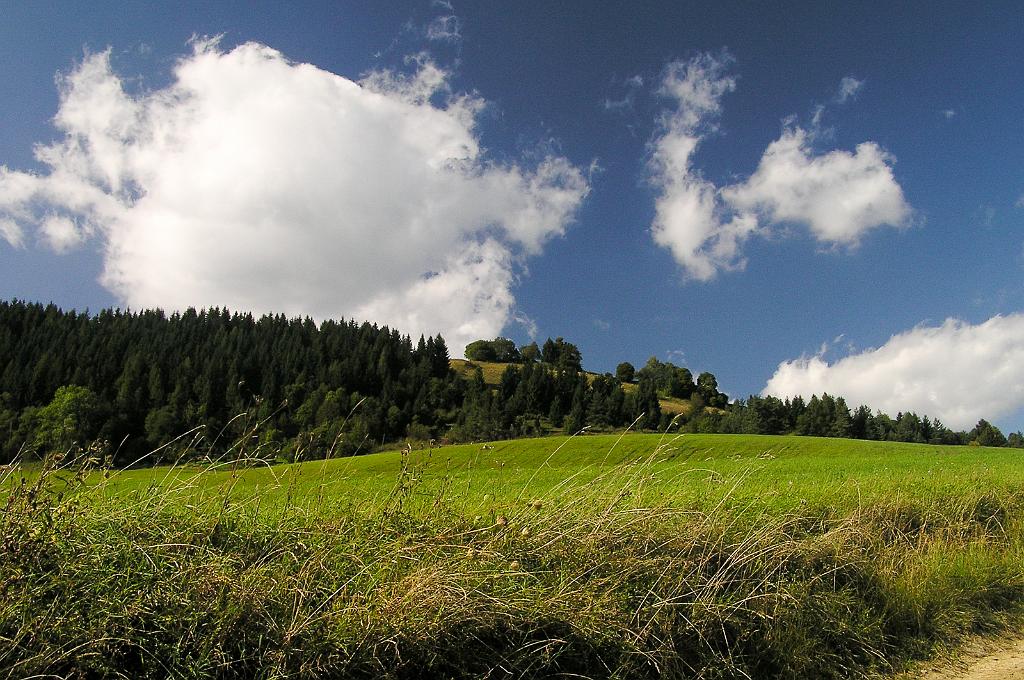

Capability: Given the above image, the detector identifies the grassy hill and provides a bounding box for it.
[450,357,515,385]
[4,433,1023,678]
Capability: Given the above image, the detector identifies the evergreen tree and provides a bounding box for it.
[634,375,661,430]
[565,378,588,435]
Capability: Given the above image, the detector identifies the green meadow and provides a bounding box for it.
[86,433,1024,525]
[3,433,1023,678]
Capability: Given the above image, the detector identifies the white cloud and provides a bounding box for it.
[763,315,1024,429]
[942,109,956,120]
[426,15,461,43]
[649,54,910,280]
[0,40,588,354]
[511,310,538,339]
[835,76,863,103]
[649,53,759,280]
[354,239,513,349]
[40,214,84,252]
[656,53,735,131]
[0,218,24,248]
[722,126,911,245]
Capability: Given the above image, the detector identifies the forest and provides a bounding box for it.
[0,299,1018,465]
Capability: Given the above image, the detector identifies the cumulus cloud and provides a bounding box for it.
[0,40,588,353]
[722,126,911,245]
[648,53,759,280]
[763,315,1024,429]
[649,56,910,280]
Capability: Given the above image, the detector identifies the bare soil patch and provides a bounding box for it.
[909,635,1024,680]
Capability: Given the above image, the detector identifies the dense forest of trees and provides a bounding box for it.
[0,300,1019,465]
[0,300,463,464]
[0,301,682,464]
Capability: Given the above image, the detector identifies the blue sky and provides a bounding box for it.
[1,1,1023,431]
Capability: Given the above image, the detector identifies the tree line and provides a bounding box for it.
[693,393,1021,447]
[0,302,722,464]
[463,340,1021,448]
[0,301,1018,465]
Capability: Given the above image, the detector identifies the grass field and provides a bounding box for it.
[2,433,1023,678]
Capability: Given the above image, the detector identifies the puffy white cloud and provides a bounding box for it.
[354,239,513,348]
[0,40,588,353]
[40,215,84,252]
[656,53,735,131]
[763,315,1024,429]
[649,56,910,280]
[649,53,759,280]
[722,126,911,245]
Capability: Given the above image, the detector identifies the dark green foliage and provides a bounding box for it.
[716,393,971,445]
[464,339,497,362]
[490,337,521,363]
[637,357,701,400]
[696,371,728,407]
[564,375,589,435]
[970,419,1007,447]
[519,341,540,363]
[540,337,582,372]
[0,299,1008,458]
[453,352,633,440]
[464,337,521,363]
[633,375,661,430]
[0,300,464,463]
[614,361,635,383]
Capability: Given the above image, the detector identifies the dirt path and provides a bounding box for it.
[911,636,1024,679]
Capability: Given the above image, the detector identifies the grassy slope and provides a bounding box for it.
[3,434,1023,678]
[83,433,1024,512]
